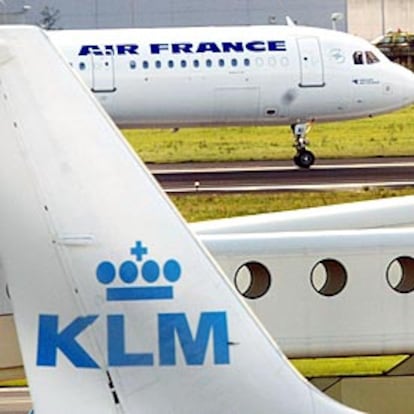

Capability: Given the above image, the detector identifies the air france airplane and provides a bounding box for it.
[47,21,414,168]
[0,26,362,413]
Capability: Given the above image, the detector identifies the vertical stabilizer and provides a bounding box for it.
[0,26,362,413]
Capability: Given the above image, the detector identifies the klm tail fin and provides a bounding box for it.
[0,26,362,413]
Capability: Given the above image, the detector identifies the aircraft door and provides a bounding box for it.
[91,53,116,93]
[297,37,325,87]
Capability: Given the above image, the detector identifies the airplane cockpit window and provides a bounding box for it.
[353,51,364,65]
[365,51,380,64]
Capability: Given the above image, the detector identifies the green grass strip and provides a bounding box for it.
[0,378,27,387]
[0,355,408,387]
[292,355,408,377]
[171,188,414,222]
[124,105,414,163]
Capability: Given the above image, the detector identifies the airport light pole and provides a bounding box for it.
[331,12,343,31]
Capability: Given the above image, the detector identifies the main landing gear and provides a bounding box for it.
[291,122,315,169]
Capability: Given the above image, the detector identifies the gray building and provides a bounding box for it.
[4,1,414,40]
[348,0,414,39]
[3,0,347,31]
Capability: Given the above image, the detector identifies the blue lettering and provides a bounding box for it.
[108,315,154,366]
[246,41,266,52]
[150,43,169,54]
[172,43,193,54]
[37,315,99,368]
[79,44,139,56]
[116,44,139,55]
[268,40,287,51]
[222,42,244,53]
[103,45,115,55]
[196,42,221,53]
[36,312,229,368]
[158,312,230,366]
[79,45,103,56]
[80,40,287,56]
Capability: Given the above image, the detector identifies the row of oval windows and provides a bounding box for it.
[77,56,291,71]
[234,256,414,300]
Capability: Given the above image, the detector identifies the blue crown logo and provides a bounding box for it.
[96,241,182,302]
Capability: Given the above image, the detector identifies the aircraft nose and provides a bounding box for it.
[396,65,414,105]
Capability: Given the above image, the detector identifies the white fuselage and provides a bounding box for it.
[48,25,414,129]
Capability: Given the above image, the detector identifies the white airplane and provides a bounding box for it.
[46,22,414,169]
[0,26,361,413]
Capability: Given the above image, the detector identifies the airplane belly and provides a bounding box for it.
[213,87,260,123]
[108,77,265,127]
[286,86,352,122]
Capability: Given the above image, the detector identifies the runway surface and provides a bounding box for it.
[149,157,414,193]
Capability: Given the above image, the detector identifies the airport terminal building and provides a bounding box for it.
[1,0,345,31]
[2,0,414,39]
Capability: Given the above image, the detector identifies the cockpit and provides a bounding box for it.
[353,50,380,65]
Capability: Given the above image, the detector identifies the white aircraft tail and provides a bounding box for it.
[0,26,362,413]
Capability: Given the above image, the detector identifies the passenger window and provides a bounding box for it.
[142,60,149,69]
[155,60,162,69]
[244,58,250,67]
[256,57,264,67]
[79,62,86,70]
[365,51,380,64]
[180,60,187,68]
[193,59,200,68]
[353,51,364,65]
[231,58,238,67]
[206,59,212,68]
[168,60,174,68]
[129,60,137,69]
[218,58,225,67]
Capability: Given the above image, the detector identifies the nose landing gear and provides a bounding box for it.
[291,122,316,169]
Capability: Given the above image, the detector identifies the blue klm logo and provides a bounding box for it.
[36,241,230,368]
[96,241,181,301]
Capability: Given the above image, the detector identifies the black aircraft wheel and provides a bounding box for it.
[294,150,315,169]
[293,154,300,166]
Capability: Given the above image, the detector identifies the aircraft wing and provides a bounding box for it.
[191,195,414,235]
